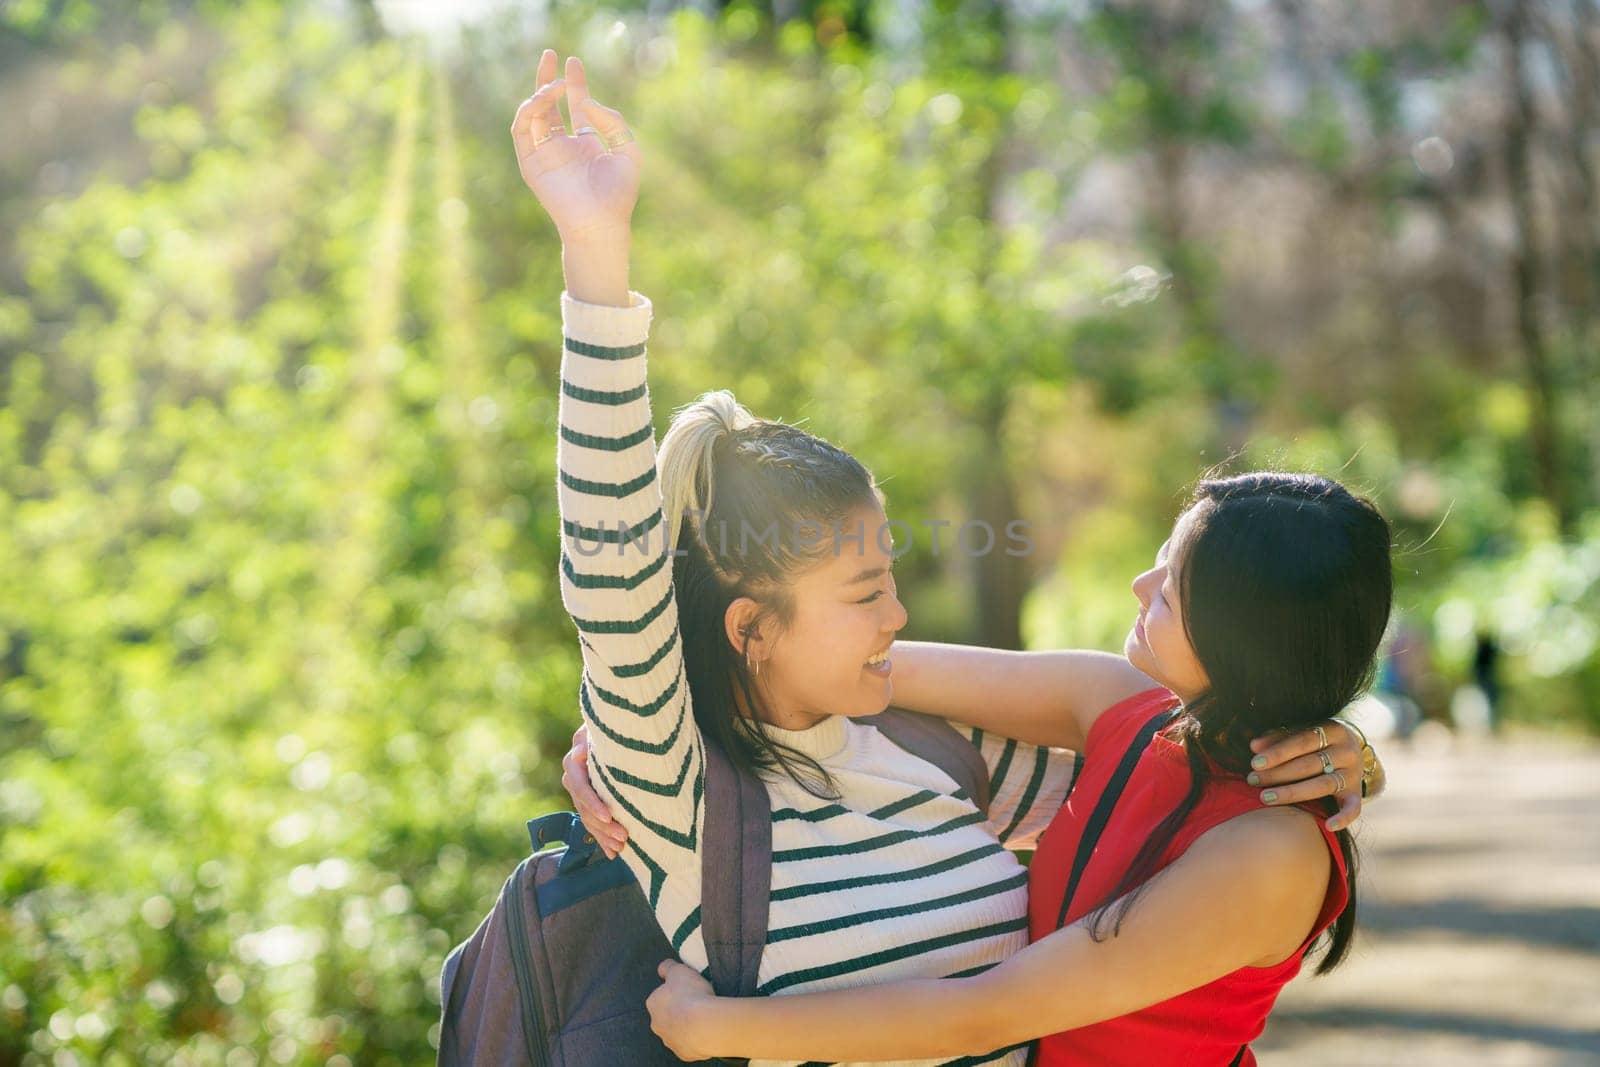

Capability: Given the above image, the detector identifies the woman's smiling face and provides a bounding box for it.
[754,502,908,726]
[1124,510,1210,704]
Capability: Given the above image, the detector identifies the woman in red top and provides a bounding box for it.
[645,471,1392,1064]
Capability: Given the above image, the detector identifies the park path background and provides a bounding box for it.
[1256,731,1600,1065]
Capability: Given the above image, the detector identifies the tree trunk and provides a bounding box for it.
[1502,0,1574,533]
[968,408,1027,651]
[1552,0,1600,505]
[960,0,1029,649]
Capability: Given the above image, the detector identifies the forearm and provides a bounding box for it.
[692,929,1119,1061]
[698,977,1003,1062]
[672,811,1331,1064]
[890,642,1078,748]
[892,642,1152,751]
[561,231,631,307]
[557,282,704,870]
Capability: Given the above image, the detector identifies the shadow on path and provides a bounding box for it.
[1358,897,1600,951]
[1268,1005,1600,1054]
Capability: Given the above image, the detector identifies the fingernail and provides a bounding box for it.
[1262,791,1278,804]
[1251,755,1267,770]
[1246,773,1260,787]
[1326,820,1341,831]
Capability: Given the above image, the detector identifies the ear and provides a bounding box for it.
[723,597,766,663]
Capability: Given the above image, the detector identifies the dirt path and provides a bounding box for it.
[1256,731,1600,1065]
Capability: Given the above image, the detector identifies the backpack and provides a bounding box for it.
[436,707,993,1067]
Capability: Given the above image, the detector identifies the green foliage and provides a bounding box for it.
[1,7,577,1063]
[1,1,1596,1062]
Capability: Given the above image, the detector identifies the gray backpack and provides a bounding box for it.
[436,707,992,1067]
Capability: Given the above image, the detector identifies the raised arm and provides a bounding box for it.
[890,641,1156,752]
[517,53,705,917]
[895,640,1381,831]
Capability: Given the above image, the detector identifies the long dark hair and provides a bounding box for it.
[657,390,883,797]
[1086,471,1393,974]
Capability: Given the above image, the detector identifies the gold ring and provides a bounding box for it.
[1318,749,1336,774]
[530,123,567,149]
[1313,724,1329,750]
[1332,771,1347,794]
[604,127,636,150]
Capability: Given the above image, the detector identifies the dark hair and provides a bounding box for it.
[1087,471,1392,975]
[657,390,883,797]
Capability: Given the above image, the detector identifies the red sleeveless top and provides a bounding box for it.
[1028,688,1349,1067]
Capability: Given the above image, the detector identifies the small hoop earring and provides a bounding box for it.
[741,627,760,678]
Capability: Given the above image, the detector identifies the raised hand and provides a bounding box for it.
[511,51,640,244]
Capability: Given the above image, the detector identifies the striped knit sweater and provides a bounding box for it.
[557,291,1079,1067]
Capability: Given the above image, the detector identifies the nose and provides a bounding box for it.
[884,575,909,633]
[1131,566,1159,608]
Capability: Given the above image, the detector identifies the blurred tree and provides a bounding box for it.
[1500,0,1573,533]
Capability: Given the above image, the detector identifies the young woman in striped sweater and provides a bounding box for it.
[514,52,1379,1067]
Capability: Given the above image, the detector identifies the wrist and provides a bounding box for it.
[561,241,632,308]
[559,225,633,252]
[694,996,738,1058]
[1331,715,1369,751]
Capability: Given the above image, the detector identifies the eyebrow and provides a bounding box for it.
[845,565,890,585]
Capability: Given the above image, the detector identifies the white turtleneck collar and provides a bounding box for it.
[755,713,851,761]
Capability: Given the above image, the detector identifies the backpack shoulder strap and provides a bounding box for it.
[695,710,994,995]
[871,707,993,817]
[1053,707,1178,929]
[699,736,771,997]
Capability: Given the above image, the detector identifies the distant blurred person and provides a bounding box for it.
[1471,629,1503,733]
[1374,616,1429,738]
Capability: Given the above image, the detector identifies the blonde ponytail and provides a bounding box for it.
[654,391,881,799]
[657,390,757,559]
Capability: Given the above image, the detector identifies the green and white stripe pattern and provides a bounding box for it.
[557,291,1076,1067]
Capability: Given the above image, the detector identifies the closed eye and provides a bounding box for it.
[858,590,885,604]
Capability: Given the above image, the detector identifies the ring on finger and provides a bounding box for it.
[1318,749,1336,774]
[1332,770,1347,794]
[530,123,567,149]
[1312,723,1329,749]
[604,127,636,150]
